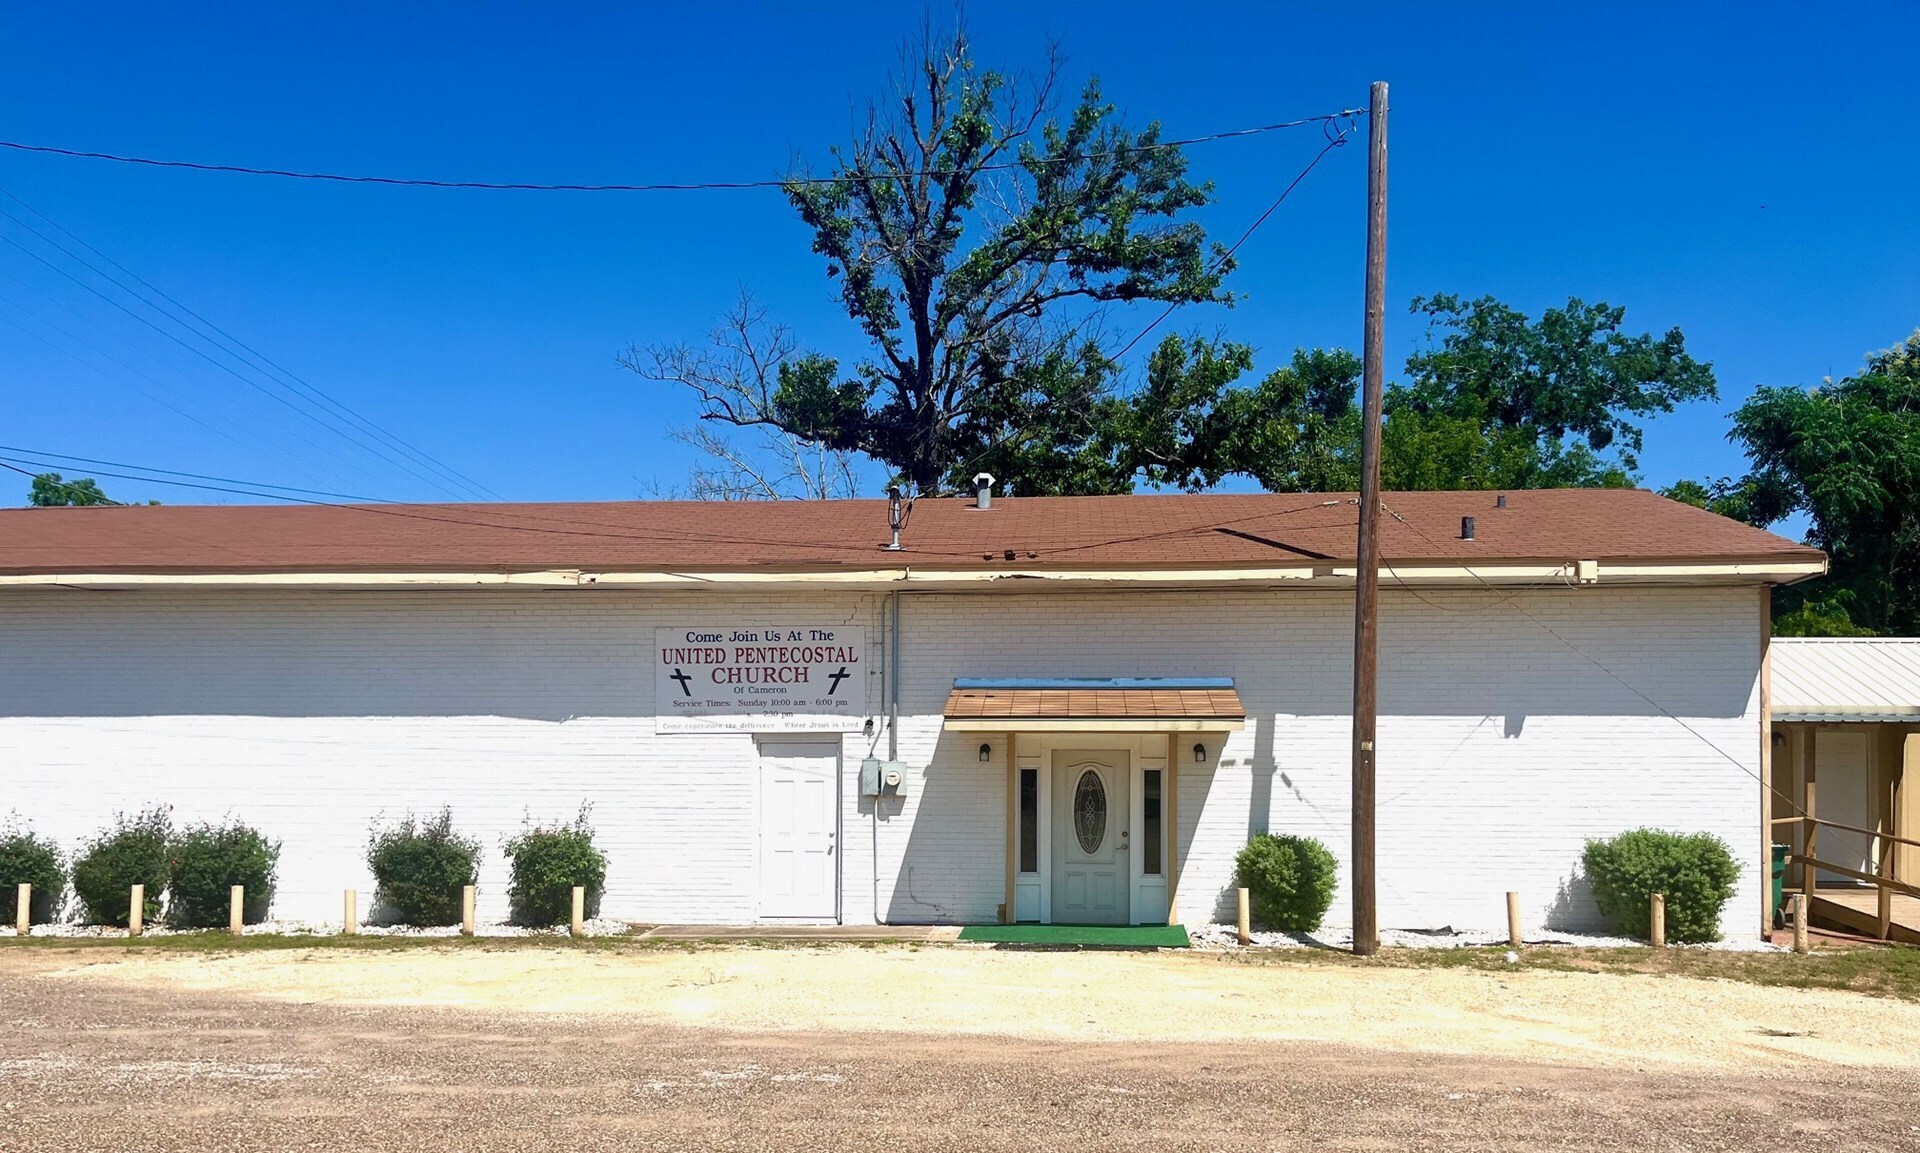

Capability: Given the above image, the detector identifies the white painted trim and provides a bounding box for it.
[0,557,1827,592]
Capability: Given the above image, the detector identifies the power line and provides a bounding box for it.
[0,110,1367,193]
[952,120,1361,488]
[1109,117,1358,362]
[0,206,486,501]
[1375,498,1811,821]
[1,460,125,506]
[0,187,501,500]
[0,230,466,498]
[0,446,399,504]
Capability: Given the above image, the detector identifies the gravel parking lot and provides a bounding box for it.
[4,944,1919,1151]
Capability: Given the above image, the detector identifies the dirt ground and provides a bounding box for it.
[5,944,1920,1151]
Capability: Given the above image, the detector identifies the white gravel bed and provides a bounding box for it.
[0,917,635,940]
[1187,922,1784,953]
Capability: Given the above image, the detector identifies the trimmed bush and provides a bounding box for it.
[1234,832,1339,932]
[367,808,481,926]
[505,809,608,927]
[71,807,172,927]
[1582,828,1740,944]
[0,822,67,925]
[167,820,280,928]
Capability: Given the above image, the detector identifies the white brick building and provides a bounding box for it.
[0,488,1825,936]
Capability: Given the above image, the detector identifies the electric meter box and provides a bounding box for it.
[860,758,908,797]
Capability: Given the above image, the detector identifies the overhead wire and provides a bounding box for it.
[0,278,346,485]
[950,115,1362,492]
[0,110,1368,193]
[0,213,483,501]
[1374,497,1813,821]
[0,460,124,505]
[0,188,501,500]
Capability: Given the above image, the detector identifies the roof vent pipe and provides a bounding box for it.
[885,484,904,551]
[972,472,995,511]
[1461,515,1476,541]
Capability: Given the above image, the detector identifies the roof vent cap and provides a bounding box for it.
[971,472,995,511]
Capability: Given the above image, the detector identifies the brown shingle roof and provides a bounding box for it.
[945,685,1247,721]
[0,489,1820,575]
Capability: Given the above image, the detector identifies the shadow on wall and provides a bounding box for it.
[4,596,673,723]
[874,732,997,925]
[1545,864,1598,932]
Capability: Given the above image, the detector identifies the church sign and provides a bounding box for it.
[655,625,869,733]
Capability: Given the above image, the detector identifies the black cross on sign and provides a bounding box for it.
[826,666,850,695]
[670,668,693,697]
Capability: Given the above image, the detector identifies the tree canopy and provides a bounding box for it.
[27,472,115,506]
[1712,331,1920,635]
[1023,295,1713,495]
[639,28,1231,496]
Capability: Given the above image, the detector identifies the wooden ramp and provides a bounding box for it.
[1810,888,1920,945]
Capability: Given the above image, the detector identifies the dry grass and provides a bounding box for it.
[6,930,1919,1000]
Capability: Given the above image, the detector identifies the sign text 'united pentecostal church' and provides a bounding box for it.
[655,625,868,733]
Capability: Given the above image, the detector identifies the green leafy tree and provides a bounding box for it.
[642,27,1230,496]
[1397,294,1717,471]
[1718,331,1920,636]
[28,472,115,506]
[1094,296,1710,495]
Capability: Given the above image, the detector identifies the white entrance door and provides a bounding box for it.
[1052,751,1130,925]
[1815,729,1874,885]
[759,743,838,919]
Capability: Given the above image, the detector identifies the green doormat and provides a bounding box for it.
[957,924,1190,948]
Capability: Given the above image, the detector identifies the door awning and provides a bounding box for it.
[942,677,1247,732]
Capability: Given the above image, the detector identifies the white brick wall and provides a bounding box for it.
[0,583,1765,935]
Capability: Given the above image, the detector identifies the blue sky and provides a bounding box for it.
[1,3,1914,510]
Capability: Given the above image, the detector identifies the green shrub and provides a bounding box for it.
[505,810,608,927]
[71,807,172,927]
[1234,833,1339,932]
[367,808,481,926]
[1582,828,1740,943]
[166,820,280,928]
[0,821,67,925]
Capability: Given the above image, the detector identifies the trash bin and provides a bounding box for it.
[1771,842,1789,927]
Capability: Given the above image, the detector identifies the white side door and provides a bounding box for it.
[758,742,838,919]
[1815,729,1874,885]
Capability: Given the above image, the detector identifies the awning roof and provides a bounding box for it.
[1772,638,1920,723]
[943,678,1246,732]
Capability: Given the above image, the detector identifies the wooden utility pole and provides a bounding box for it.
[1350,80,1389,958]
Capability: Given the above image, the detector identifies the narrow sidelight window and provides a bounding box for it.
[1143,769,1163,875]
[1018,768,1038,874]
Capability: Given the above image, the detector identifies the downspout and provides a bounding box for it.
[875,588,903,924]
[889,590,902,760]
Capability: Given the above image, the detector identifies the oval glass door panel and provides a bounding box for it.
[1072,769,1107,854]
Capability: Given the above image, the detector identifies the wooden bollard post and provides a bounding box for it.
[229,885,244,937]
[1506,891,1522,947]
[1790,893,1809,954]
[15,882,28,936]
[570,886,585,937]
[343,889,358,936]
[1235,886,1251,945]
[1650,893,1666,948]
[128,883,145,937]
[460,885,476,936]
